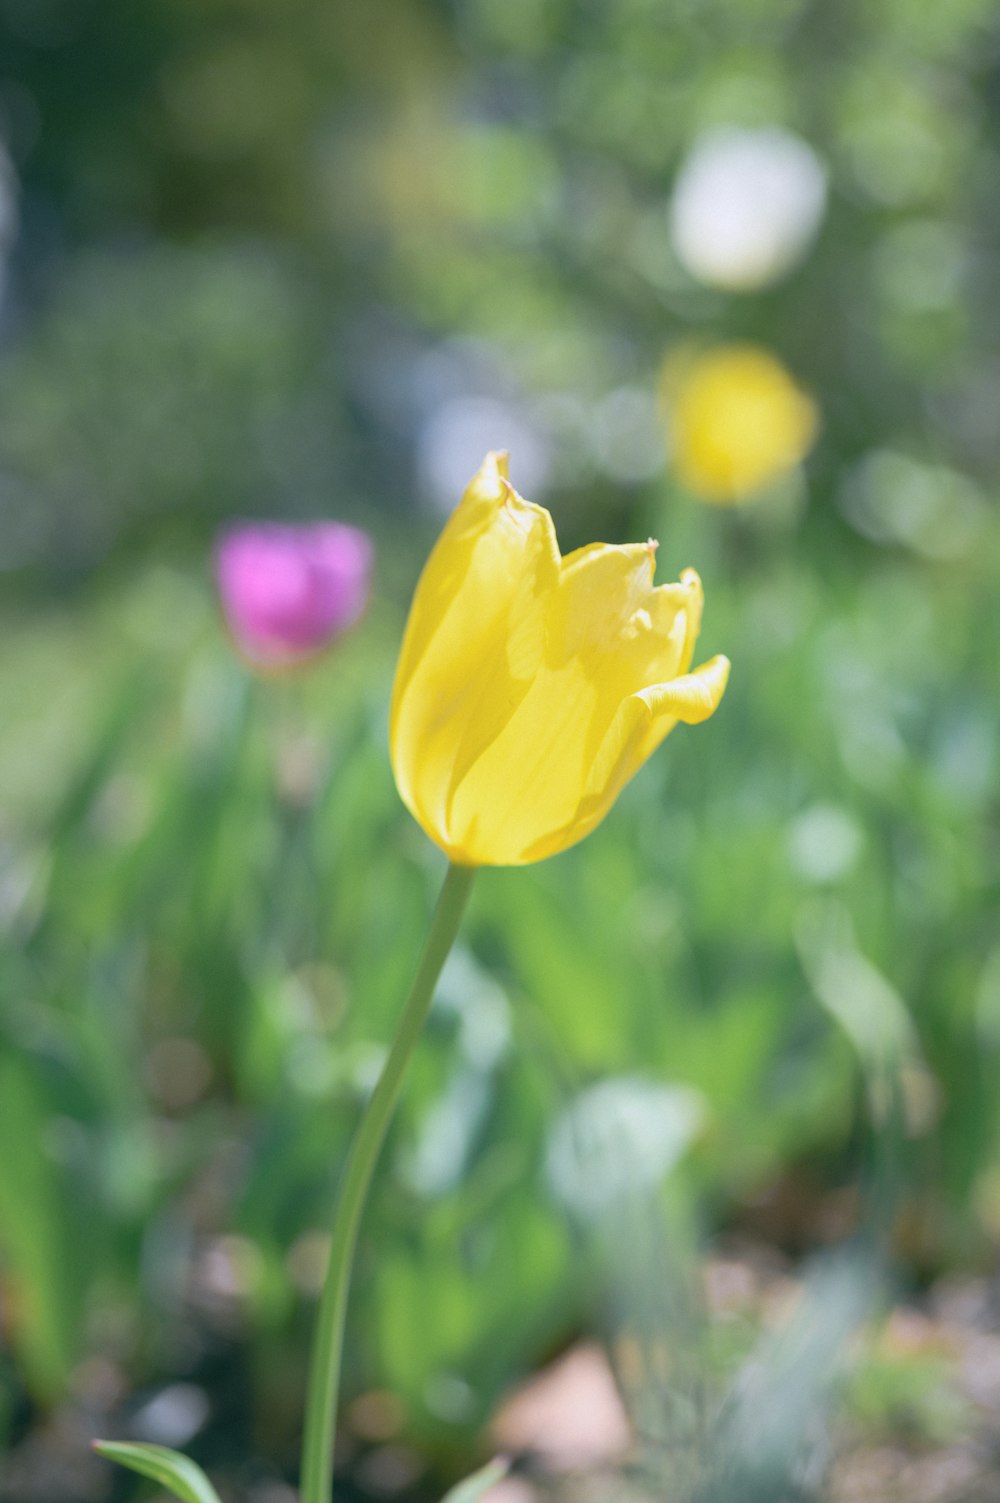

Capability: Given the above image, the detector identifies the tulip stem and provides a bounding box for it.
[300,860,477,1503]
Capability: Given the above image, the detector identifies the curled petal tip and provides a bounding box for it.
[639,652,730,726]
[483,450,510,481]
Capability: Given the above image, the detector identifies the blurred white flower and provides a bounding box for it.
[546,1075,704,1221]
[417,394,550,512]
[131,1383,210,1447]
[670,127,827,291]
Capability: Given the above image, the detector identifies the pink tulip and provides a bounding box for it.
[216,521,373,670]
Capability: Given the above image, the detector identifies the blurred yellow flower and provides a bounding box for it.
[390,453,730,866]
[664,344,818,504]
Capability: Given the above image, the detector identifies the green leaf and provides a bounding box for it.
[92,1442,223,1503]
[0,1057,83,1399]
[440,1456,510,1503]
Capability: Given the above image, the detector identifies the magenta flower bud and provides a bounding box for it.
[216,521,373,670]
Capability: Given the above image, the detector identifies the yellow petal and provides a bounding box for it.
[445,549,710,865]
[389,455,559,855]
[444,543,653,863]
[555,546,699,681]
[521,654,731,863]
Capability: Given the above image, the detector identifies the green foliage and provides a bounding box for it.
[92,1442,223,1503]
[0,1055,87,1398]
[1,0,999,1493]
[2,494,996,1454]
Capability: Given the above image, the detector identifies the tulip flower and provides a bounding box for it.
[390,452,729,865]
[663,343,818,504]
[216,521,373,669]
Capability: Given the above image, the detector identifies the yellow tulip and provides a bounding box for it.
[664,343,818,504]
[390,453,730,866]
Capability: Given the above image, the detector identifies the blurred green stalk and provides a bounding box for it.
[300,861,477,1503]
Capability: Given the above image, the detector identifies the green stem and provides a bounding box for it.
[300,860,477,1503]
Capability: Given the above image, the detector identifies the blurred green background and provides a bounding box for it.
[1,0,999,1499]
